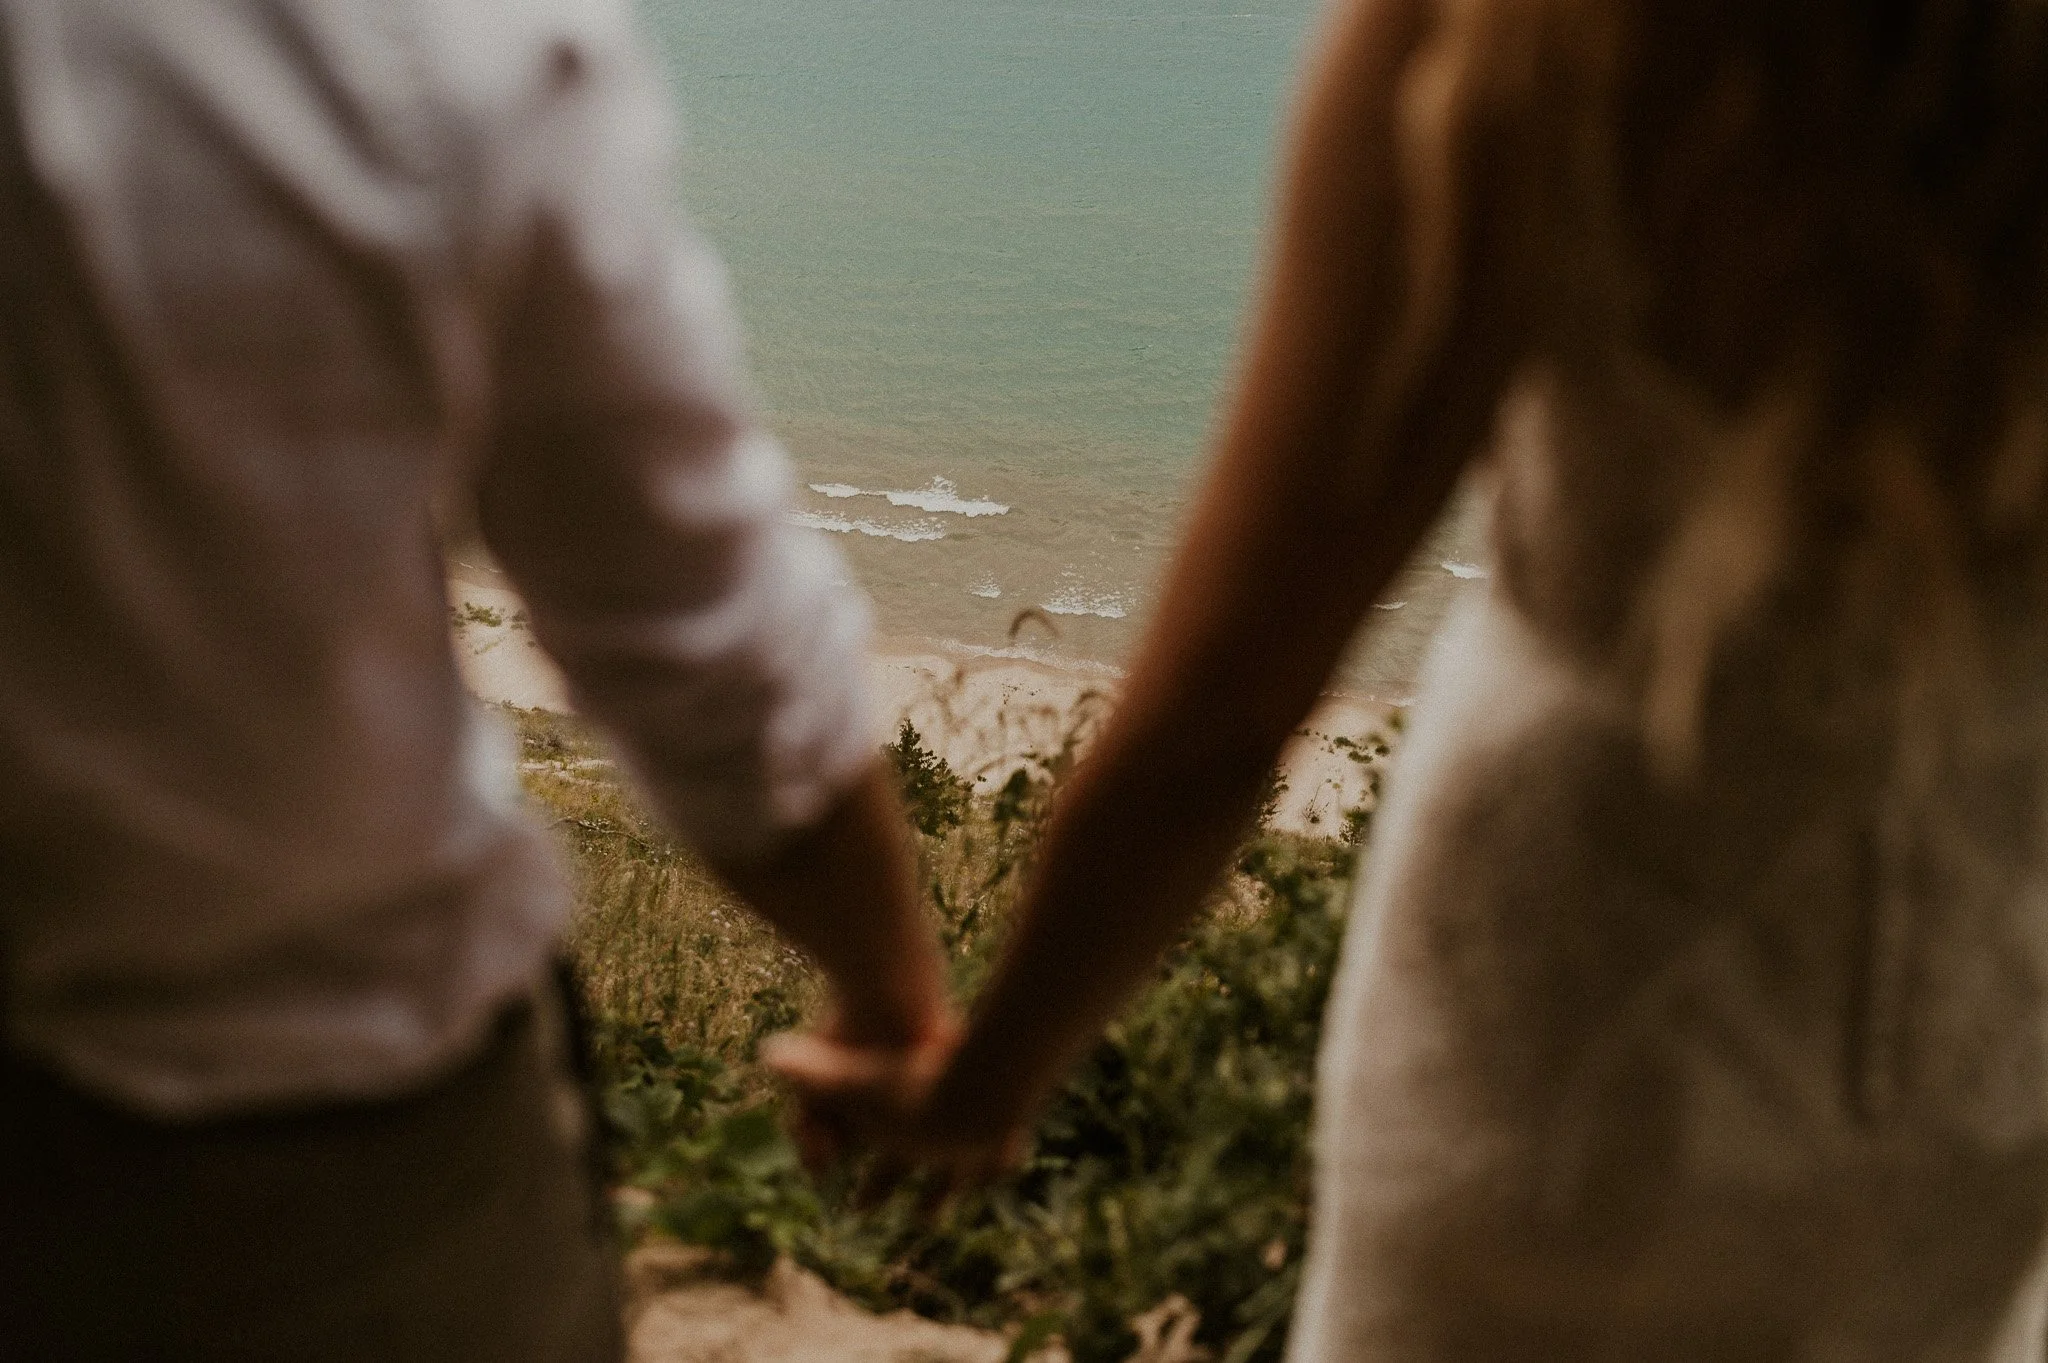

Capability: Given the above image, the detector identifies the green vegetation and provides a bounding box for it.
[453,602,507,629]
[885,717,973,838]
[511,702,1391,1363]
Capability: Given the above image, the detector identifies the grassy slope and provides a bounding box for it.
[507,703,1392,1363]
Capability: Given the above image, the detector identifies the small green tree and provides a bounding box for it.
[885,718,972,838]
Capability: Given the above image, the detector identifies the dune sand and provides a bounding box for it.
[447,571,1397,837]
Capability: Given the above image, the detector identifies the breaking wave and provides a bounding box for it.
[806,476,1010,518]
[940,638,1126,679]
[788,510,948,542]
[1042,586,1131,620]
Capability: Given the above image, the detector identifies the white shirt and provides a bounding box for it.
[0,0,875,1117]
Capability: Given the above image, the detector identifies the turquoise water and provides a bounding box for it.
[635,0,1484,698]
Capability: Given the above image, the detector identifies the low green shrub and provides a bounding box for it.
[887,718,973,838]
[452,601,506,629]
[512,704,1383,1362]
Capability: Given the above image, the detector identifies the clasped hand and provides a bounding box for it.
[762,1013,1033,1207]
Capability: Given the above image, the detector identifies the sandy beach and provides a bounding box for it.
[447,568,1396,837]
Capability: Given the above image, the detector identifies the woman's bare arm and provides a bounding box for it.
[773,0,1526,1155]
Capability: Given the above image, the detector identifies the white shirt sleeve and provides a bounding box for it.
[469,5,877,860]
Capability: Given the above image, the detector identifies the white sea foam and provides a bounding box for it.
[805,477,1010,517]
[1373,601,1407,610]
[788,510,948,542]
[1042,586,1130,620]
[940,638,1126,680]
[884,478,1009,517]
[969,579,1003,599]
[1440,560,1488,580]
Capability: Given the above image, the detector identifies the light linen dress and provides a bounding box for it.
[1288,364,2048,1360]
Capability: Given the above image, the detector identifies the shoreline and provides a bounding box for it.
[449,575,1397,836]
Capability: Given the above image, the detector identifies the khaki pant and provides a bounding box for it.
[0,987,622,1362]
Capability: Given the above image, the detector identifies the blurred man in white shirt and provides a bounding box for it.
[0,1,951,1356]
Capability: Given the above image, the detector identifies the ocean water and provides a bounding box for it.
[635,0,1486,700]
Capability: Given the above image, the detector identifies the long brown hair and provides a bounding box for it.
[1400,0,2048,769]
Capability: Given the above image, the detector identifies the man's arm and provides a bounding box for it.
[465,3,948,1049]
[708,765,947,1049]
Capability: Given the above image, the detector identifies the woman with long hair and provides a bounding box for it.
[776,0,2048,1353]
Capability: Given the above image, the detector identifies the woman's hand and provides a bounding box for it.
[762,1020,1035,1206]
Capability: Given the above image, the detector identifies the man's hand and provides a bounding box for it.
[707,763,953,1052]
[762,1021,1034,1208]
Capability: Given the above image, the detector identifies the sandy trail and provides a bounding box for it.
[623,1242,1215,1363]
[623,1244,1068,1363]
